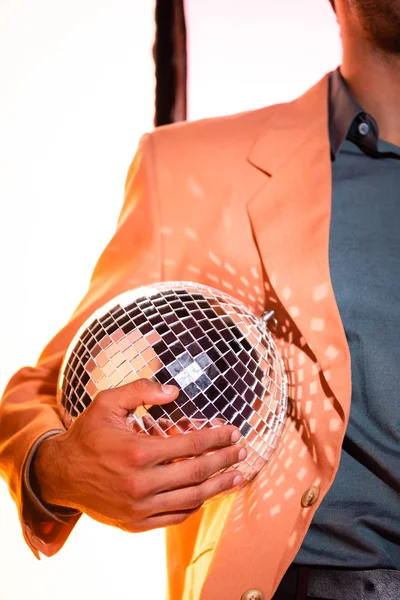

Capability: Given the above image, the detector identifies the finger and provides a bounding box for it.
[145,443,247,495]
[131,507,202,532]
[138,423,241,465]
[97,379,179,416]
[148,417,216,436]
[140,415,169,436]
[148,469,243,515]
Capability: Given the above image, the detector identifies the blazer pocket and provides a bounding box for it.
[183,543,216,600]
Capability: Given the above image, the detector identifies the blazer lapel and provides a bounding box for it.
[246,74,351,413]
[199,76,353,600]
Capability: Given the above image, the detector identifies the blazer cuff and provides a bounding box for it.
[24,429,81,523]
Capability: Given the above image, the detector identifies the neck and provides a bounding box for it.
[341,44,400,146]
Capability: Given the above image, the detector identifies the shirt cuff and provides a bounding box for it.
[24,429,81,523]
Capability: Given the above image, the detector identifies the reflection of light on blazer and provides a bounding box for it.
[0,72,351,600]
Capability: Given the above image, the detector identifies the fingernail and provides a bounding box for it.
[162,384,177,395]
[238,447,247,461]
[233,475,243,487]
[231,429,240,443]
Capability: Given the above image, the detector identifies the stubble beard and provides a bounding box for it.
[351,0,400,55]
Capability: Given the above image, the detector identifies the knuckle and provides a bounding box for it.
[94,389,111,408]
[188,432,204,456]
[126,477,145,501]
[191,460,208,483]
[186,487,203,508]
[213,426,230,447]
[169,512,190,526]
[130,444,147,468]
[123,520,141,533]
[131,377,156,394]
[216,474,231,493]
[201,473,229,502]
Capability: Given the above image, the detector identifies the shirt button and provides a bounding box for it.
[358,121,370,136]
[240,589,265,600]
[301,486,320,508]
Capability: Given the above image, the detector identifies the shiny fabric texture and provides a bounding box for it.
[0,74,355,600]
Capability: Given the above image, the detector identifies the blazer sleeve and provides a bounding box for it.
[0,133,163,558]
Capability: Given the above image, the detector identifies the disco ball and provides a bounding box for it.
[57,282,288,485]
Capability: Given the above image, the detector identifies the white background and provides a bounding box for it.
[0,1,340,598]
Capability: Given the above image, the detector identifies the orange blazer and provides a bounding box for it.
[0,72,351,600]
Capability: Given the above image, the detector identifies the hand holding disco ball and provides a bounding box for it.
[57,282,288,498]
[35,377,245,532]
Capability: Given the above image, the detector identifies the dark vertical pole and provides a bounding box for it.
[154,0,187,127]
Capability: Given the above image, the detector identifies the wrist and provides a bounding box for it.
[32,433,75,509]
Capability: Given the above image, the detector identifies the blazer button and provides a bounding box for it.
[301,485,320,507]
[240,589,265,600]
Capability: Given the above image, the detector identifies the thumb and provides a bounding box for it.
[103,378,179,415]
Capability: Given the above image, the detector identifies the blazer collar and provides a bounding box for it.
[246,73,351,414]
[248,74,330,175]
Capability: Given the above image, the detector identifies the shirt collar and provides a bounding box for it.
[329,68,381,159]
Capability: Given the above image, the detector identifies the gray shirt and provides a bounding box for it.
[295,69,400,569]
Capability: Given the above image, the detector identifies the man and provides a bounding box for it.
[0,0,399,598]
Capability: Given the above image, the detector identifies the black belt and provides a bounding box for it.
[272,566,400,600]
